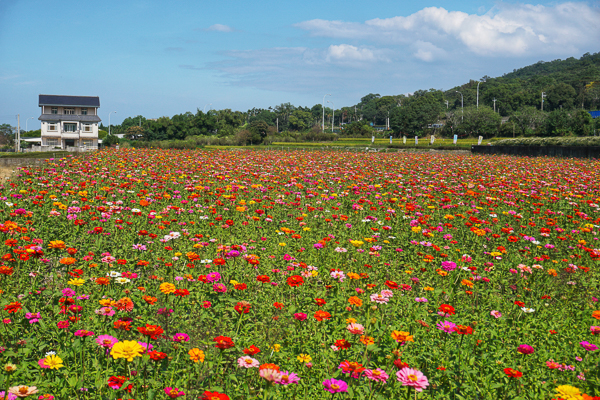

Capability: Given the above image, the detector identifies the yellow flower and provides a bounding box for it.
[303,227,311,231]
[99,299,114,307]
[391,330,414,343]
[188,348,205,363]
[42,355,64,370]
[48,240,66,249]
[3,363,17,373]
[269,344,281,352]
[423,286,434,291]
[350,240,363,248]
[555,385,583,400]
[68,278,85,286]
[360,335,375,345]
[346,317,357,324]
[411,226,421,233]
[110,340,144,362]
[297,354,312,363]
[236,206,246,212]
[159,282,176,294]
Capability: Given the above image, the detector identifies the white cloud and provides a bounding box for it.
[206,24,234,32]
[295,2,600,57]
[326,44,386,63]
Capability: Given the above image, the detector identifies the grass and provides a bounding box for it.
[0,151,75,158]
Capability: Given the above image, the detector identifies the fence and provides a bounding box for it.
[471,145,600,158]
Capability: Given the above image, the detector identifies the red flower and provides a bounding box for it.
[243,345,260,355]
[314,310,331,321]
[394,359,409,369]
[148,351,167,361]
[314,298,327,306]
[454,325,473,335]
[107,375,128,389]
[213,258,226,265]
[514,301,525,307]
[385,280,399,290]
[256,275,270,283]
[504,368,523,378]
[286,275,304,287]
[338,360,365,378]
[334,339,351,350]
[201,391,229,400]
[137,324,164,340]
[438,304,455,315]
[234,283,247,290]
[214,336,234,349]
[273,302,284,310]
[3,302,22,313]
[549,330,557,334]
[174,289,190,297]
[234,302,251,314]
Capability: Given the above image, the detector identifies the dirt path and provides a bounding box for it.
[0,166,17,181]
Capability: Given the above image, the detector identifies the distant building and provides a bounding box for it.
[38,94,100,150]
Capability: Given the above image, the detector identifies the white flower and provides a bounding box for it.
[131,208,141,213]
[115,277,130,284]
[200,259,212,264]
[198,216,209,220]
[107,271,121,278]
[5,202,13,207]
[45,351,56,357]
[521,307,535,313]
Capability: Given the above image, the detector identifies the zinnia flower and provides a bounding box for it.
[8,386,38,398]
[322,378,348,393]
[110,340,144,362]
[40,355,63,370]
[237,356,259,368]
[276,371,300,385]
[164,387,185,398]
[364,368,389,383]
[517,344,534,355]
[96,335,118,349]
[580,341,598,352]
[555,385,582,400]
[188,348,205,363]
[396,368,429,392]
[346,323,365,335]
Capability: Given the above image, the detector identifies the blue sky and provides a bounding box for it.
[1,0,599,128]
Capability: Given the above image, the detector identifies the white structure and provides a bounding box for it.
[38,94,101,151]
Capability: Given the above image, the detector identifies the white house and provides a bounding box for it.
[38,94,101,150]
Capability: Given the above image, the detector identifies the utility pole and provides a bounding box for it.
[541,92,546,111]
[493,98,497,113]
[16,114,20,153]
[445,100,449,109]
[276,118,278,133]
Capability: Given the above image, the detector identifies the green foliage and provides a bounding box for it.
[494,136,600,146]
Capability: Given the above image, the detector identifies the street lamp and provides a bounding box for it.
[108,111,117,136]
[455,91,463,122]
[477,79,485,109]
[327,100,334,131]
[322,94,331,132]
[25,117,34,132]
[204,103,212,113]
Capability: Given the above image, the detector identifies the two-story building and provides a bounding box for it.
[38,94,101,150]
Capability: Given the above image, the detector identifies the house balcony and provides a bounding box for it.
[61,132,80,139]
[79,131,97,138]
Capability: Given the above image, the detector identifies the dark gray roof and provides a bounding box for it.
[39,95,100,107]
[38,114,102,122]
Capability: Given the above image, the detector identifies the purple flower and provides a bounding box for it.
[322,378,348,393]
[580,341,598,352]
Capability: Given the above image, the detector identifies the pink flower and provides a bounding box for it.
[276,371,301,385]
[370,293,389,304]
[213,283,227,293]
[293,313,307,321]
[95,335,118,348]
[322,378,348,393]
[396,367,429,392]
[580,341,598,352]
[172,333,190,343]
[346,323,365,335]
[490,310,502,319]
[259,368,281,382]
[202,301,212,308]
[206,271,221,282]
[364,368,389,383]
[74,330,94,337]
[237,356,259,368]
[517,344,534,355]
[57,321,69,329]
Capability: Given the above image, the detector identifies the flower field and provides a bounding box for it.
[0,149,599,400]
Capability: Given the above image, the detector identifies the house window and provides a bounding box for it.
[46,139,59,147]
[82,139,94,148]
[81,108,88,115]
[47,123,57,131]
[64,108,74,115]
[51,107,58,114]
[82,124,92,132]
[64,123,77,132]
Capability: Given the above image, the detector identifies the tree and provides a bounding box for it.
[249,120,269,144]
[126,126,144,140]
[570,109,594,136]
[342,121,373,137]
[546,83,577,111]
[103,134,119,147]
[0,124,14,146]
[459,106,502,137]
[510,106,547,136]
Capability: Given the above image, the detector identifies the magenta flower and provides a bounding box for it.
[172,333,190,342]
[517,344,534,355]
[396,367,429,392]
[213,283,227,293]
[580,341,598,352]
[164,387,185,398]
[441,261,457,272]
[591,326,600,335]
[276,371,301,385]
[293,313,308,321]
[436,320,457,333]
[490,310,502,319]
[62,288,76,297]
[206,271,221,282]
[74,330,94,337]
[95,335,118,348]
[322,378,348,393]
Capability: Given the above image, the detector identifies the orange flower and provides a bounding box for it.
[360,335,375,345]
[159,282,176,294]
[59,257,77,265]
[48,240,66,249]
[143,295,157,305]
[461,279,474,288]
[95,277,110,285]
[314,310,331,321]
[259,363,280,371]
[139,200,149,207]
[391,330,414,343]
[592,310,600,320]
[115,297,134,312]
[348,296,363,307]
[548,269,557,276]
[189,348,205,363]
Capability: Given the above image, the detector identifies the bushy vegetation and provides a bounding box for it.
[493,136,600,147]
